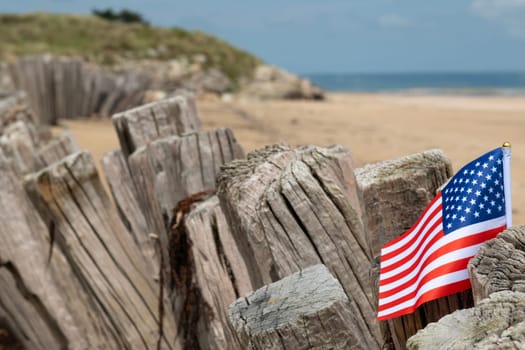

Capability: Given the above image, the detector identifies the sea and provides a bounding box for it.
[304,72,525,95]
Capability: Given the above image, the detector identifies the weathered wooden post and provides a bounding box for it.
[107,95,251,349]
[112,95,202,158]
[101,149,157,276]
[229,264,379,349]
[355,150,473,349]
[8,55,152,123]
[171,196,252,349]
[24,151,179,349]
[469,225,525,304]
[407,291,525,349]
[0,164,102,350]
[217,144,381,348]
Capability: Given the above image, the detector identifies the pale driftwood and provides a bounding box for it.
[35,132,78,169]
[24,151,179,349]
[0,114,70,175]
[8,55,56,125]
[0,91,27,121]
[355,149,452,257]
[101,149,158,276]
[407,291,525,350]
[0,164,122,349]
[123,128,245,349]
[112,95,202,158]
[229,264,378,349]
[128,128,244,258]
[171,196,252,349]
[0,120,40,175]
[217,144,380,348]
[469,226,525,305]
[0,102,37,132]
[8,55,151,124]
[355,150,473,350]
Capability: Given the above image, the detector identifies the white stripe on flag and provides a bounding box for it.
[378,270,469,319]
[381,197,442,255]
[380,209,442,269]
[379,243,482,300]
[379,216,505,282]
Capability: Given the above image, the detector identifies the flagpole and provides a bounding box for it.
[502,141,512,227]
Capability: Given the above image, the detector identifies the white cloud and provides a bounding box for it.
[471,0,525,37]
[378,14,411,29]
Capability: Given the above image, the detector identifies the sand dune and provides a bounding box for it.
[59,92,525,225]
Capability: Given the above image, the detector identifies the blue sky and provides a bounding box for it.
[3,0,525,74]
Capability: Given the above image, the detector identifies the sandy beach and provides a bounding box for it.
[58,92,525,225]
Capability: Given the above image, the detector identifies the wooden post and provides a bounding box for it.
[406,290,525,349]
[0,165,92,349]
[217,144,381,348]
[112,95,202,158]
[24,151,179,349]
[0,91,27,121]
[0,120,40,175]
[35,132,78,169]
[8,55,152,123]
[469,226,525,305]
[123,129,247,349]
[171,195,253,349]
[0,161,136,349]
[127,128,244,255]
[101,149,158,276]
[229,264,379,349]
[355,150,473,350]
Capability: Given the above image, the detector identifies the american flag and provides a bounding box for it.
[377,147,512,320]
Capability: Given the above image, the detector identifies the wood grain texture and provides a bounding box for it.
[0,163,117,349]
[229,264,378,350]
[101,149,158,277]
[173,195,252,350]
[112,95,202,158]
[0,91,28,123]
[128,128,244,252]
[24,151,179,349]
[8,55,151,124]
[355,150,473,350]
[35,132,78,169]
[407,291,525,350]
[0,120,40,175]
[469,225,525,305]
[355,149,452,258]
[125,129,245,349]
[217,144,380,348]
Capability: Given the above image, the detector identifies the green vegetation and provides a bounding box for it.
[92,8,149,25]
[0,12,261,83]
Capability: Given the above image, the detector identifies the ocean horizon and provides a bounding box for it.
[304,72,525,95]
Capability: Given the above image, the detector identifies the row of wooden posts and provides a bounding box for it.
[0,90,491,349]
[7,55,151,125]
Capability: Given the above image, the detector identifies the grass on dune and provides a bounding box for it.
[0,12,261,84]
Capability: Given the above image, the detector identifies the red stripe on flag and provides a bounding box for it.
[379,225,503,289]
[377,279,472,321]
[380,217,443,274]
[381,194,442,251]
[380,203,442,263]
[378,257,471,309]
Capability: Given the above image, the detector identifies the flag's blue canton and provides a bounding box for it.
[442,148,505,234]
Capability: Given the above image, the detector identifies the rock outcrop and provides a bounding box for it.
[239,65,324,100]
